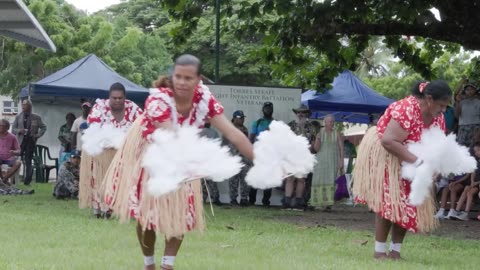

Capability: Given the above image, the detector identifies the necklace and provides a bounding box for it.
[150,81,211,129]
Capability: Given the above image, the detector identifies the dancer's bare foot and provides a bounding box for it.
[373,252,388,260]
[388,251,402,260]
[144,264,155,270]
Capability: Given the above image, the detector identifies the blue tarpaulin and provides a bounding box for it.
[20,54,148,103]
[303,70,394,124]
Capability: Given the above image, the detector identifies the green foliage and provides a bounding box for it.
[102,0,279,85]
[465,57,480,84]
[360,51,471,100]
[0,0,172,97]
[1,0,477,99]
[362,66,422,100]
[161,0,474,89]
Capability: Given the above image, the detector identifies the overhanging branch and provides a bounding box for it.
[310,22,480,50]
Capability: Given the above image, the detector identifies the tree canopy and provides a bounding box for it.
[0,0,172,97]
[101,0,279,85]
[162,0,477,89]
[1,0,478,100]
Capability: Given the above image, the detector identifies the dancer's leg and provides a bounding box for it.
[389,223,407,259]
[162,236,183,269]
[374,214,392,259]
[136,223,156,270]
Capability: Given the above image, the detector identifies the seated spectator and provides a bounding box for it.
[435,174,469,219]
[53,150,81,199]
[0,119,21,185]
[449,142,480,220]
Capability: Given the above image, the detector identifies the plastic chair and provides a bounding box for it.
[34,145,58,182]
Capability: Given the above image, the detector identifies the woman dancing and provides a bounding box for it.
[103,54,253,270]
[353,80,451,260]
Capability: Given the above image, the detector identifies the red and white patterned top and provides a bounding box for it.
[372,95,445,232]
[141,85,224,139]
[377,95,446,143]
[88,99,143,130]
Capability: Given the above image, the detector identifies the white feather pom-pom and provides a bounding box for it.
[401,163,416,182]
[408,163,434,206]
[143,126,243,197]
[401,127,477,206]
[81,123,126,156]
[246,121,316,189]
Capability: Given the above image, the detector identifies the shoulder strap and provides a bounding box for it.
[256,118,264,130]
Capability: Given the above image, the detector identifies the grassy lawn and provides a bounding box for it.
[0,184,478,270]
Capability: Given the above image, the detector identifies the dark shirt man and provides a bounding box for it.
[12,100,47,185]
[249,102,274,206]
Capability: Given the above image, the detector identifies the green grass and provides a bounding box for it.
[0,184,478,270]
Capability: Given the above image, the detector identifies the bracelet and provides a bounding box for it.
[413,158,423,167]
[401,158,423,167]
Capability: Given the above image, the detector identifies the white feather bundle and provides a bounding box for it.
[245,121,316,189]
[401,127,477,205]
[143,126,243,197]
[81,123,127,156]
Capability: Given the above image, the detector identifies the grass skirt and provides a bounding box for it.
[102,116,205,239]
[352,128,438,233]
[79,148,116,211]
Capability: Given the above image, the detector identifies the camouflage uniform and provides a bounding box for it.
[53,161,79,199]
[288,120,317,142]
[223,125,251,204]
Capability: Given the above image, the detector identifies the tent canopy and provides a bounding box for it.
[0,0,56,51]
[303,70,394,123]
[20,54,149,103]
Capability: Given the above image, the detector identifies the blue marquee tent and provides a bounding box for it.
[20,54,148,103]
[302,70,394,124]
